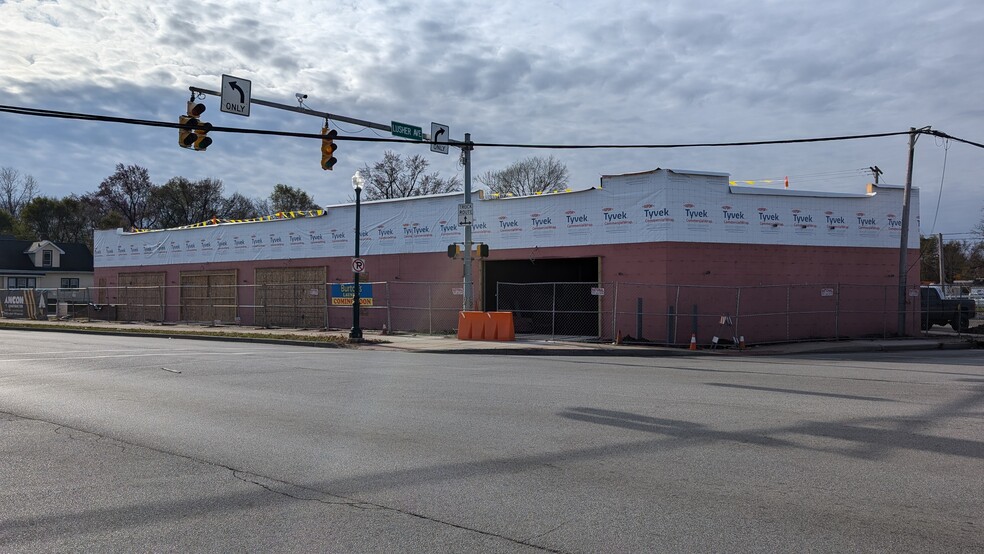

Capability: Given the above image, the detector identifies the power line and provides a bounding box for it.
[928,130,984,150]
[4,103,984,154]
[0,103,931,150]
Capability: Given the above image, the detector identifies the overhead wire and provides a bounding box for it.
[5,104,984,154]
[0,103,921,149]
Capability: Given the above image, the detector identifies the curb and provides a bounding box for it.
[0,323,350,349]
[1,323,977,356]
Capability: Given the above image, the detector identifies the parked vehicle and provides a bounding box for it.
[920,286,976,331]
[969,289,984,310]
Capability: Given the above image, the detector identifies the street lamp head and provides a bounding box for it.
[352,171,364,191]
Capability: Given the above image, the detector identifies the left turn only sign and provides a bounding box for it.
[221,74,251,117]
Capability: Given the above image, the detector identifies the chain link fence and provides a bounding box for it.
[385,282,462,334]
[496,282,608,339]
[4,281,958,344]
[611,282,919,345]
[77,280,462,334]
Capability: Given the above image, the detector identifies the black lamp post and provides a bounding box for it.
[349,171,364,341]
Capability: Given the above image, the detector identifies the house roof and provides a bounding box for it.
[0,238,93,272]
[24,240,66,255]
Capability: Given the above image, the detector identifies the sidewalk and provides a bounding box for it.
[1,317,978,356]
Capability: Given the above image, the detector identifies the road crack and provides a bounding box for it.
[228,468,571,553]
[0,409,569,553]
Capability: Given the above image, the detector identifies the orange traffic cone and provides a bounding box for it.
[689,333,697,350]
[615,330,623,345]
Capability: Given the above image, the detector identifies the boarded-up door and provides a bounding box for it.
[255,267,327,328]
[180,270,237,323]
[118,272,165,321]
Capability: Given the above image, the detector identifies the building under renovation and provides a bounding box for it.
[92,168,921,344]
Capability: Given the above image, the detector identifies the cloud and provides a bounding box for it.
[0,0,982,233]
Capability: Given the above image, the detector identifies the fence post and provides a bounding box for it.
[386,281,392,334]
[160,285,166,322]
[551,283,557,338]
[291,283,297,327]
[428,284,433,334]
[636,298,643,340]
[324,282,329,330]
[836,283,841,339]
[883,284,889,338]
[734,287,742,342]
[611,281,618,342]
[667,304,675,345]
[786,285,791,341]
[674,286,681,345]
[262,283,268,327]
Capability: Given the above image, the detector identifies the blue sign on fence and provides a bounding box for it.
[330,283,373,306]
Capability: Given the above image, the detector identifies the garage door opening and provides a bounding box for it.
[484,257,600,337]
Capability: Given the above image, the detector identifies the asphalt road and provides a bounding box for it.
[0,330,981,552]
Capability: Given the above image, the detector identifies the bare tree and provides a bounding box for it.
[222,192,265,219]
[270,184,319,212]
[151,177,227,228]
[359,151,461,201]
[477,155,570,196]
[0,167,39,217]
[96,164,158,230]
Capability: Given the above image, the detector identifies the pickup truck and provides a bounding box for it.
[920,286,976,331]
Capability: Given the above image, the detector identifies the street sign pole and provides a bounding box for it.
[463,133,474,312]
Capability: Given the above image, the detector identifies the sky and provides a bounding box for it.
[0,0,982,236]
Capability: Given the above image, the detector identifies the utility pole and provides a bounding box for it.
[869,165,883,184]
[938,232,946,287]
[897,127,925,336]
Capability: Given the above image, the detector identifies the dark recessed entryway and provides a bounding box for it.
[484,257,599,336]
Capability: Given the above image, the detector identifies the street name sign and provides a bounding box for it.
[391,121,423,141]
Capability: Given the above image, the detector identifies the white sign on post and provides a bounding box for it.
[458,203,474,226]
[431,122,449,154]
[221,74,251,117]
[352,258,366,274]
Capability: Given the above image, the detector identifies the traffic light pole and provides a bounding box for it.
[188,85,477,312]
[463,133,474,311]
[188,87,392,132]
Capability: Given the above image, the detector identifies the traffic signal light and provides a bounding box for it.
[447,243,461,258]
[321,126,338,170]
[475,243,490,258]
[178,115,196,148]
[179,101,212,151]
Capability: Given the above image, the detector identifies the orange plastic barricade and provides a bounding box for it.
[457,311,515,341]
[457,311,485,340]
[486,312,515,341]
